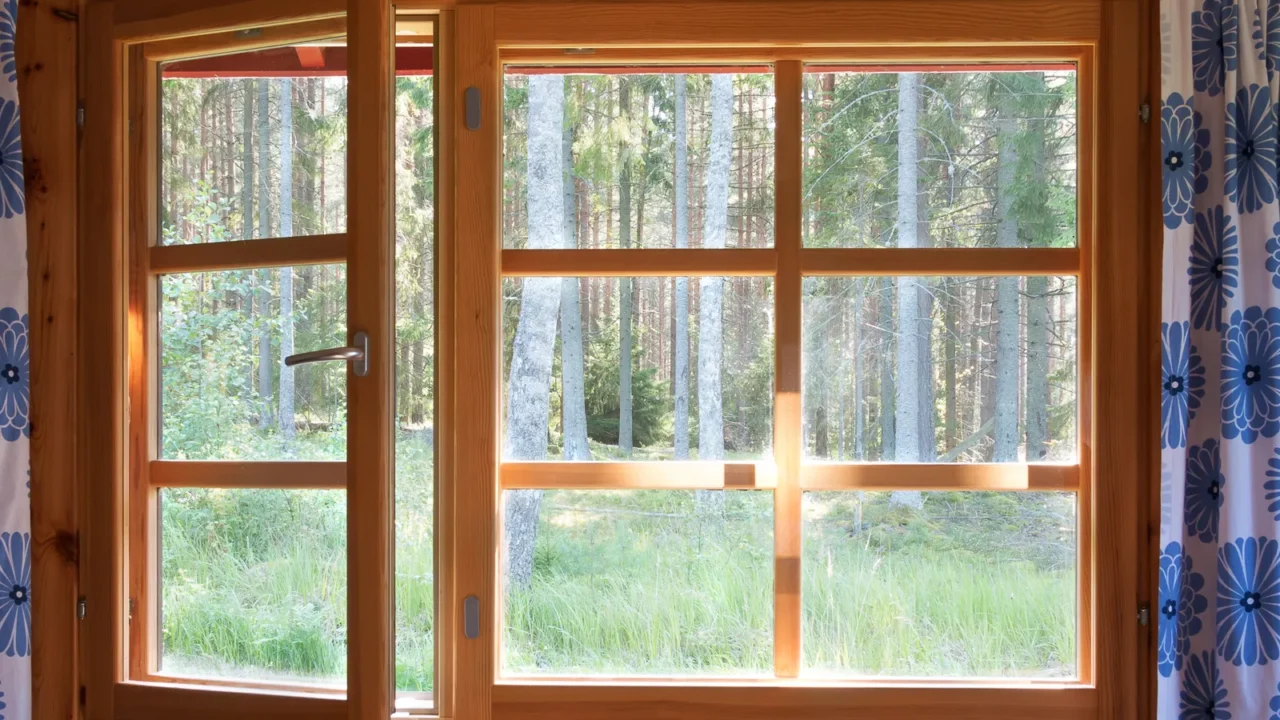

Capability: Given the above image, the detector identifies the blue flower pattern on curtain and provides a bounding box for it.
[1164,0,1280,713]
[0,0,29,713]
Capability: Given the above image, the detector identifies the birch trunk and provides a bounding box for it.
[504,76,564,587]
[891,72,923,509]
[278,79,296,444]
[559,82,591,462]
[673,74,691,460]
[993,109,1020,462]
[617,80,634,456]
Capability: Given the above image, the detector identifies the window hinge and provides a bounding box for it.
[76,596,86,619]
[76,102,84,128]
[1139,103,1151,124]
[1138,602,1150,626]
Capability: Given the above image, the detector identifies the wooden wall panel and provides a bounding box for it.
[20,0,81,718]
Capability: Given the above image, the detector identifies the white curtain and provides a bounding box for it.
[0,0,30,716]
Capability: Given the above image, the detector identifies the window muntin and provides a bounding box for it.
[501,71,776,250]
[802,69,1078,249]
[801,275,1078,462]
[160,46,349,245]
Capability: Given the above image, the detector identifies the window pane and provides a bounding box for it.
[802,276,1077,462]
[160,45,348,244]
[159,266,347,460]
[502,489,773,675]
[394,36,436,693]
[502,277,773,461]
[502,70,775,249]
[802,68,1077,249]
[159,488,346,686]
[802,491,1076,678]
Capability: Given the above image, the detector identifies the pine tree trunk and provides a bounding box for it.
[1025,113,1051,459]
[696,73,731,514]
[278,79,296,444]
[559,82,591,462]
[617,80,634,456]
[256,80,273,431]
[673,74,691,460]
[891,73,923,509]
[993,108,1020,462]
[504,76,564,587]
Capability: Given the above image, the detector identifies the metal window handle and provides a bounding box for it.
[284,331,369,377]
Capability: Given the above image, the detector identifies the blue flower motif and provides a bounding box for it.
[1266,448,1280,521]
[1266,223,1280,289]
[0,533,29,658]
[0,97,22,219]
[0,0,15,83]
[1180,650,1231,719]
[0,308,27,443]
[1186,439,1225,543]
[1164,321,1206,449]
[1196,108,1213,195]
[1193,0,1240,96]
[1217,536,1280,666]
[1190,206,1240,331]
[1160,541,1208,677]
[1270,680,1280,720]
[1165,94,1198,229]
[1270,0,1280,77]
[1225,84,1279,213]
[1222,306,1280,442]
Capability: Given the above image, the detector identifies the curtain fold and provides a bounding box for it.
[1161,0,1280,716]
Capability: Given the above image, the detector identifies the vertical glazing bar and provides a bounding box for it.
[453,5,498,720]
[773,59,803,679]
[348,0,395,715]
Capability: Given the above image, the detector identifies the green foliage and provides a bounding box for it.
[583,324,671,447]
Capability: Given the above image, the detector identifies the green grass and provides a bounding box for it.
[160,431,1076,687]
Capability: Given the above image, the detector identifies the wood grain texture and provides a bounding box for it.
[433,11,457,717]
[503,248,776,276]
[149,461,347,489]
[113,0,344,42]
[1140,0,1161,712]
[772,59,802,679]
[1093,0,1142,715]
[453,7,498,720]
[491,682,1097,720]
[80,3,127,718]
[19,0,80,717]
[801,463,1078,492]
[141,16,347,61]
[799,248,1080,276]
[149,234,347,274]
[126,43,159,681]
[1074,45,1097,687]
[346,0,395,717]
[501,462,771,490]
[493,0,1100,47]
[115,682,345,720]
[502,45,1093,65]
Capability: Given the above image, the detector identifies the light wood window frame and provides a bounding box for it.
[73,2,1151,720]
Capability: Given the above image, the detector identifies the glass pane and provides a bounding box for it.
[802,276,1077,462]
[502,489,773,675]
[159,488,346,685]
[802,491,1076,678]
[502,70,775,249]
[802,68,1077,249]
[502,277,773,461]
[160,44,348,244]
[393,26,436,694]
[159,266,347,460]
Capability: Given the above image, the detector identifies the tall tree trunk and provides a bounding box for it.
[993,106,1020,461]
[944,281,958,450]
[696,74,731,514]
[278,79,296,443]
[891,73,923,509]
[256,80,273,430]
[559,81,590,462]
[916,184,936,461]
[504,76,564,587]
[854,285,865,459]
[878,276,895,460]
[1025,122,1051,459]
[618,79,634,456]
[673,74,692,460]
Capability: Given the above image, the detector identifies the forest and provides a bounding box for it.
[155,60,1080,688]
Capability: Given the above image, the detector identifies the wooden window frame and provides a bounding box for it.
[71,1,1151,720]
